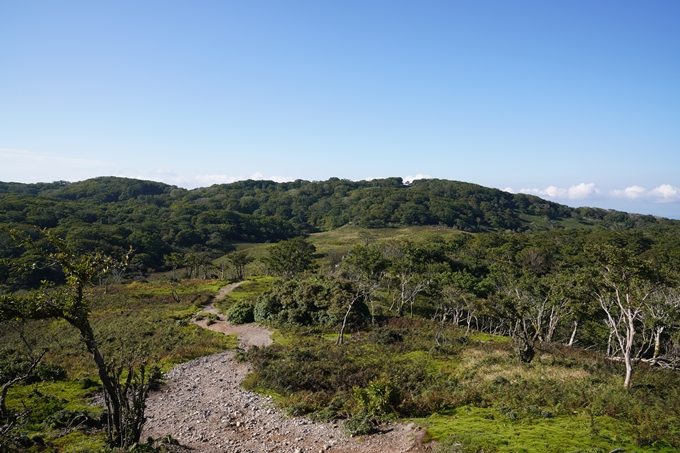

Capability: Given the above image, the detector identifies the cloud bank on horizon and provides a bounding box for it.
[505,183,680,204]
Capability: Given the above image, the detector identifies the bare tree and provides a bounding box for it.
[644,289,680,363]
[588,245,660,388]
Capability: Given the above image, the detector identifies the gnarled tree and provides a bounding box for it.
[0,230,157,447]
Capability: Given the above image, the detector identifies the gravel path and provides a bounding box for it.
[142,282,428,453]
[193,282,273,350]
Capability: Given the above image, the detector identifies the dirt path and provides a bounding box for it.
[192,281,273,349]
[142,282,428,453]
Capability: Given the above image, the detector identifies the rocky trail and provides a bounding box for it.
[142,282,428,453]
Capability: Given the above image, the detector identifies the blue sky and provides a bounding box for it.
[1,1,679,217]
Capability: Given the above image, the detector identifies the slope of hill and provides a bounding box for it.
[1,176,678,287]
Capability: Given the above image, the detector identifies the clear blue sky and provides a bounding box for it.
[1,1,679,217]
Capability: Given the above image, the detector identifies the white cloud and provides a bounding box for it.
[517,183,599,200]
[649,184,680,202]
[611,185,647,200]
[403,173,431,184]
[567,183,599,200]
[610,184,680,203]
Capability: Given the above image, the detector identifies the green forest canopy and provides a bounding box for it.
[1,176,678,286]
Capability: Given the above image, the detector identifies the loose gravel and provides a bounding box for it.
[142,352,425,453]
[141,282,428,453]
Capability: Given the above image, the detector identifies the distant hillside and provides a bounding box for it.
[1,176,678,286]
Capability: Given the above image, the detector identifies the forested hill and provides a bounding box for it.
[1,176,678,284]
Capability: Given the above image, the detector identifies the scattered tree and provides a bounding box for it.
[587,245,661,388]
[226,250,255,280]
[262,237,317,279]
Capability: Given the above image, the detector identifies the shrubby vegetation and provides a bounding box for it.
[3,176,680,450]
[254,276,369,329]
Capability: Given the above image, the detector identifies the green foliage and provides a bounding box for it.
[368,327,404,345]
[344,411,375,436]
[262,237,317,278]
[225,301,255,324]
[215,277,276,313]
[254,276,368,327]
[0,278,235,448]
[3,176,678,288]
[242,318,680,450]
[352,377,401,416]
[225,250,255,280]
[194,312,219,325]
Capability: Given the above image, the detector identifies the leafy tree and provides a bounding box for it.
[263,237,317,279]
[163,252,184,279]
[254,276,368,329]
[385,241,435,317]
[342,244,389,324]
[431,270,479,343]
[226,250,255,280]
[0,231,157,447]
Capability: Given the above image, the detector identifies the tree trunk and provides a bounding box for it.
[623,353,633,388]
[622,311,636,388]
[337,294,360,346]
[73,319,123,444]
[568,320,579,346]
[653,326,664,360]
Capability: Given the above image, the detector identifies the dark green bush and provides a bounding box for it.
[226,301,255,324]
[254,276,369,328]
[344,411,374,436]
[35,362,67,382]
[44,409,100,429]
[368,327,403,345]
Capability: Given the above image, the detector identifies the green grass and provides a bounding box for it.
[5,380,100,415]
[124,278,224,297]
[309,224,467,248]
[215,276,277,313]
[419,406,676,453]
[469,332,513,343]
[49,430,107,453]
[270,329,293,346]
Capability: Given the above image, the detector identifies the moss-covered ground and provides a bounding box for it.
[2,278,237,451]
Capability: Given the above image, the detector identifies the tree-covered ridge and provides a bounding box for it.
[1,176,677,286]
[2,176,674,230]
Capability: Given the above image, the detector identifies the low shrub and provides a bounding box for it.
[344,411,374,436]
[368,327,403,345]
[226,301,255,324]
